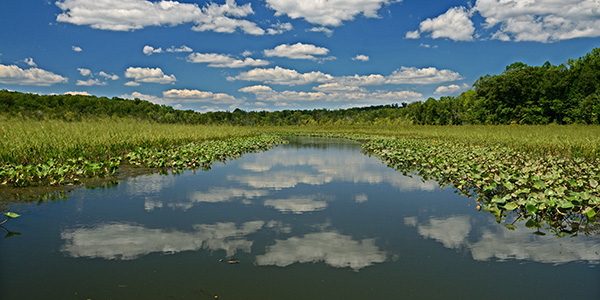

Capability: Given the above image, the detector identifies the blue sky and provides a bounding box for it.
[1,0,599,112]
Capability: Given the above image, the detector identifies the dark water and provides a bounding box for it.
[1,137,598,299]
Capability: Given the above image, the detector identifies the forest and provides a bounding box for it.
[1,47,599,125]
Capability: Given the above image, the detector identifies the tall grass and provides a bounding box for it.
[0,118,260,165]
[262,124,600,158]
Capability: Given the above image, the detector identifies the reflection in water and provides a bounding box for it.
[234,149,437,191]
[61,221,265,259]
[406,215,600,264]
[255,231,387,271]
[264,195,329,214]
[230,170,333,190]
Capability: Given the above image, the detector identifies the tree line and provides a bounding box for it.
[1,47,599,125]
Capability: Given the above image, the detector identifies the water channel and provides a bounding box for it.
[1,137,599,299]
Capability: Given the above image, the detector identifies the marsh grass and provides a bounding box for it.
[0,118,260,165]
[263,124,600,158]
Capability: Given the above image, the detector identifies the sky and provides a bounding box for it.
[1,0,600,112]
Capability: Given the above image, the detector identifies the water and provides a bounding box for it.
[1,137,598,299]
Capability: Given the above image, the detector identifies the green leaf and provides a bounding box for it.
[504,224,517,230]
[4,212,20,219]
[525,203,538,214]
[586,208,596,220]
[503,202,518,211]
[590,179,599,188]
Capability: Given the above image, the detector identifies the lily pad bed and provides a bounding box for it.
[0,134,286,188]
[363,137,600,233]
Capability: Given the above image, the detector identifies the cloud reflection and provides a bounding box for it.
[61,221,264,260]
[232,149,437,191]
[255,231,386,271]
[406,216,600,264]
[264,195,329,214]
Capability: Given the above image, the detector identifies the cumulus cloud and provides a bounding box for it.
[0,64,68,86]
[187,53,270,68]
[76,78,106,86]
[308,26,334,36]
[23,58,37,67]
[264,43,330,60]
[434,83,470,95]
[267,22,293,35]
[474,0,600,42]
[99,71,119,80]
[167,45,193,53]
[264,0,397,27]
[77,68,91,76]
[143,45,163,56]
[229,66,334,86]
[352,54,370,61]
[72,46,83,52]
[124,67,176,84]
[162,88,239,104]
[408,0,600,43]
[240,84,422,104]
[408,6,474,41]
[65,91,91,96]
[231,66,461,86]
[56,0,265,35]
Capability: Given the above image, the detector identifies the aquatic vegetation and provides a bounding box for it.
[125,135,286,171]
[0,134,285,187]
[363,137,600,235]
[0,211,20,226]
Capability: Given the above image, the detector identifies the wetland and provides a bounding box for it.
[1,136,598,299]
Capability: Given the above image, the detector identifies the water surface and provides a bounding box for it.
[1,137,598,299]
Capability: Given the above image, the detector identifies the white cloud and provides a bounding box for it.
[238,85,274,94]
[162,88,239,104]
[77,68,91,76]
[264,43,330,60]
[264,0,397,27]
[187,52,270,68]
[410,6,475,41]
[0,64,68,86]
[23,57,37,67]
[72,46,83,52]
[434,83,470,95]
[124,81,141,86]
[166,45,193,53]
[56,0,266,35]
[404,29,420,39]
[308,26,334,36]
[76,78,106,86]
[267,22,293,35]
[231,66,461,86]
[229,66,334,86]
[474,0,600,42]
[255,231,387,270]
[65,91,91,96]
[384,67,463,84]
[99,71,119,80]
[121,91,162,102]
[124,67,176,84]
[352,54,369,62]
[143,45,163,56]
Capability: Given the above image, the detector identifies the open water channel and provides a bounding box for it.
[1,137,599,299]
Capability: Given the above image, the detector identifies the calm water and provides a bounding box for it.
[1,137,599,299]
